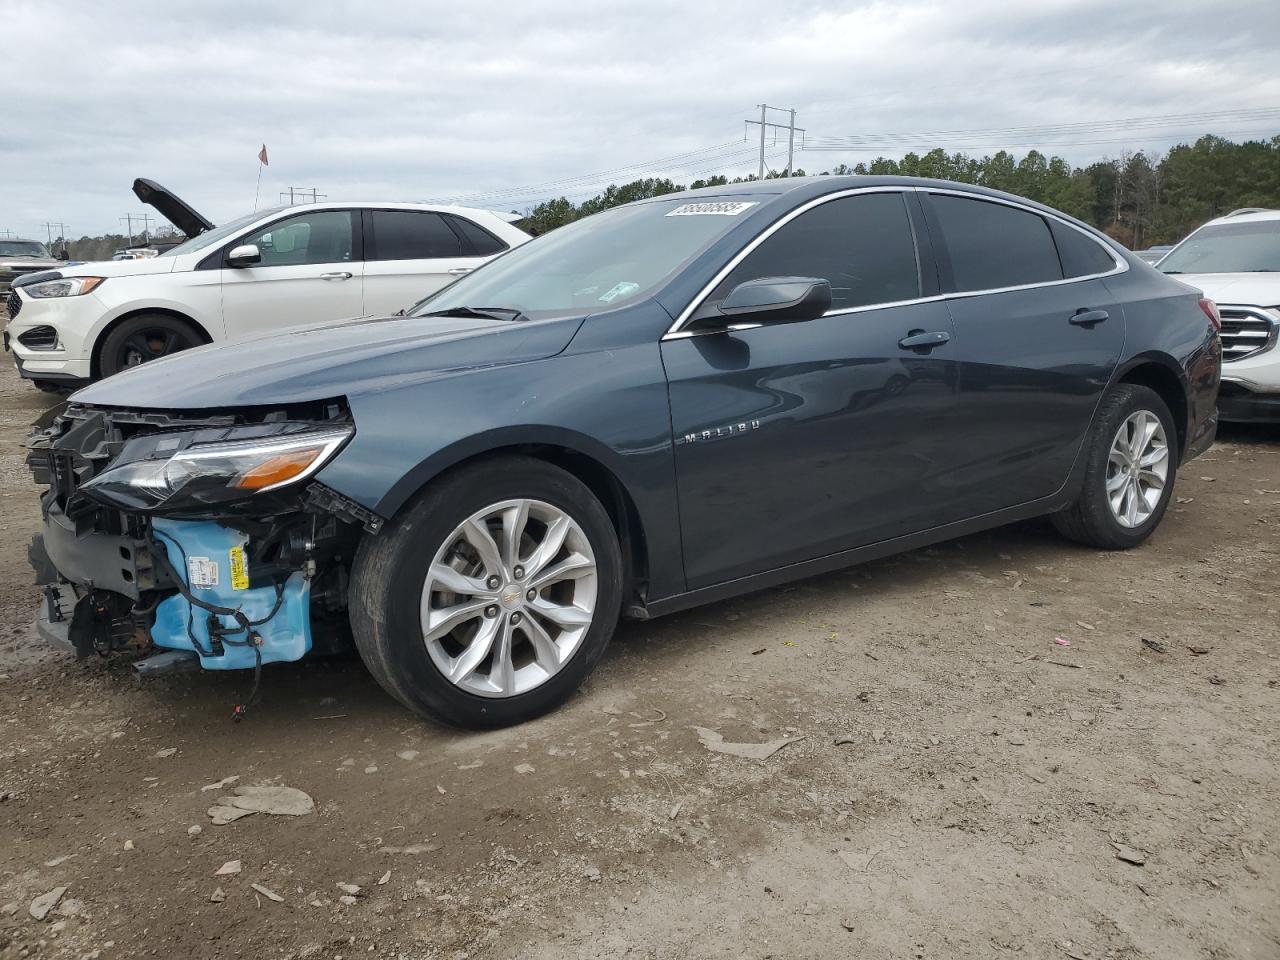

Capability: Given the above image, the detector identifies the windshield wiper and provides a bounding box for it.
[420,306,529,323]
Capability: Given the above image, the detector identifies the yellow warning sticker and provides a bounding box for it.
[229,545,249,591]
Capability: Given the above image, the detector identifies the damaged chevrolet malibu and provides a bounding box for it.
[28,176,1221,727]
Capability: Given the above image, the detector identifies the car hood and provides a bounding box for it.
[0,257,59,269]
[133,178,215,237]
[70,313,586,409]
[57,257,180,279]
[1167,272,1280,307]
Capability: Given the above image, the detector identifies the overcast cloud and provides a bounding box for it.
[3,0,1278,239]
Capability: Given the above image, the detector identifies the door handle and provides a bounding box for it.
[320,271,353,281]
[447,267,474,276]
[898,330,950,351]
[1069,308,1109,326]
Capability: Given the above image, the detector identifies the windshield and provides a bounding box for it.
[411,197,762,318]
[158,206,288,257]
[0,240,51,258]
[1159,220,1280,274]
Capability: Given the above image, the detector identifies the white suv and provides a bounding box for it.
[4,180,530,390]
[1158,208,1280,421]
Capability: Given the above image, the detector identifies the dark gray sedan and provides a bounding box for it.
[27,176,1221,727]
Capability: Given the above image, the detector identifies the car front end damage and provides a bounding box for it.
[27,399,377,705]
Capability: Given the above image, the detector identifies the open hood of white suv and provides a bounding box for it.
[1171,272,1280,307]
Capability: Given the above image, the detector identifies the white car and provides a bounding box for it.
[1158,208,1280,422]
[4,179,530,390]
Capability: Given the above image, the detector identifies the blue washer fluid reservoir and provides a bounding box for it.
[151,518,312,670]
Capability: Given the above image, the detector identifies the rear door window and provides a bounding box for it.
[369,210,465,261]
[711,192,921,311]
[927,194,1062,292]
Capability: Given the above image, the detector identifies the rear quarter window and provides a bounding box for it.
[929,194,1063,292]
[1050,220,1118,277]
[448,215,509,256]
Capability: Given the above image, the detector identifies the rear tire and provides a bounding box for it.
[349,456,623,728]
[98,313,203,378]
[1052,384,1178,549]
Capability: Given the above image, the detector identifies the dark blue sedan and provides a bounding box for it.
[29,176,1221,727]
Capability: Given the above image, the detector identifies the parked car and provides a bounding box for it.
[0,238,62,297]
[4,179,530,391]
[1157,208,1280,421]
[27,176,1220,728]
[1134,244,1173,265]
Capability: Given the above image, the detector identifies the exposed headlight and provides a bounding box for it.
[79,427,353,512]
[23,276,106,298]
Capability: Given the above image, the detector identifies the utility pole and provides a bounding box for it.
[120,214,135,247]
[0,229,14,239]
[745,105,804,179]
[758,104,766,180]
[787,108,796,175]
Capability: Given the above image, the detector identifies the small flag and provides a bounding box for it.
[258,144,269,166]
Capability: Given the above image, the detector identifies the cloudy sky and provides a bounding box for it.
[4,0,1278,240]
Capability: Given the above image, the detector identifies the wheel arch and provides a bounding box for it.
[375,431,653,609]
[1114,353,1190,458]
[90,307,214,379]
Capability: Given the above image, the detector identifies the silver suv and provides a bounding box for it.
[0,238,61,297]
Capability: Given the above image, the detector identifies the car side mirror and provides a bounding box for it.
[227,243,261,268]
[55,249,69,261]
[717,277,831,325]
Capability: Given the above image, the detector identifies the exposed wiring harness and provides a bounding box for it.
[149,528,286,721]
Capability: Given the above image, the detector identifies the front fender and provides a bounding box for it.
[314,341,687,599]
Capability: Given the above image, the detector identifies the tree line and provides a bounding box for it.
[520,134,1280,249]
[51,134,1278,257]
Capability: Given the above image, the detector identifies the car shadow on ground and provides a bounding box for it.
[118,514,1068,743]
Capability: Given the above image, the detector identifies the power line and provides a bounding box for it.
[801,125,1280,154]
[802,107,1280,148]
[279,187,327,204]
[429,140,749,205]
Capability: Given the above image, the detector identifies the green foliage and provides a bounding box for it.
[518,134,1280,247]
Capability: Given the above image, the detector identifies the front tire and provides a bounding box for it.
[1052,384,1178,549]
[98,313,203,378]
[349,456,623,728]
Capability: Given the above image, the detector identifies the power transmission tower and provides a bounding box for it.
[42,222,70,255]
[745,105,805,179]
[279,187,327,205]
[118,214,154,246]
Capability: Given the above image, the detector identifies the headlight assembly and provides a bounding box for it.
[23,276,107,298]
[79,426,353,512]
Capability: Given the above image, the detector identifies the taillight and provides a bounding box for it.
[1199,297,1222,333]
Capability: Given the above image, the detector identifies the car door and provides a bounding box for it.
[360,209,489,316]
[920,191,1127,515]
[219,208,364,341]
[661,190,964,590]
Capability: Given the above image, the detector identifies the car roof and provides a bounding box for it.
[1204,208,1280,226]
[261,200,514,220]
[642,175,1112,238]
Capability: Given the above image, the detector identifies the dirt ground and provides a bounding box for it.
[0,350,1276,960]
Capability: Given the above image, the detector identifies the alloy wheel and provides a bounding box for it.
[420,498,598,698]
[1106,409,1169,528]
[119,327,193,367]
